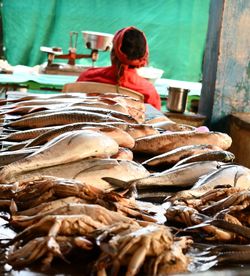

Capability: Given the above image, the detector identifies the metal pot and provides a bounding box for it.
[82,31,114,51]
[167,87,190,113]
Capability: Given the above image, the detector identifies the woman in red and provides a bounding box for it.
[77,26,161,110]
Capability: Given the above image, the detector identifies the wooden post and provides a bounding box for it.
[199,0,250,132]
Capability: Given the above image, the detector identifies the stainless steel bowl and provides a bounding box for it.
[82,31,114,51]
[167,87,190,113]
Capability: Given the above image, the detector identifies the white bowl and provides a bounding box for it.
[82,31,114,51]
[137,67,164,84]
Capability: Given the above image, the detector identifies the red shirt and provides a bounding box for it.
[77,65,161,110]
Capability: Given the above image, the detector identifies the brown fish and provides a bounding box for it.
[26,125,135,149]
[134,131,232,155]
[4,111,124,129]
[173,150,235,167]
[142,144,223,167]
[1,158,150,190]
[0,126,61,142]
[21,106,138,124]
[104,161,221,190]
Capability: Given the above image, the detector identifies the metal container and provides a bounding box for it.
[82,31,114,51]
[167,87,190,113]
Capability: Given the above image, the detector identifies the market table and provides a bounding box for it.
[0,72,77,91]
[0,72,202,110]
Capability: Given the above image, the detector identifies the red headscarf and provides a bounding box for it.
[113,26,149,68]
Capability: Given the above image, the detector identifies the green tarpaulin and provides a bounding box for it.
[1,0,210,82]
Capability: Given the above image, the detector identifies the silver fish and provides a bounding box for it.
[2,158,150,190]
[25,124,135,149]
[142,144,222,167]
[104,161,221,190]
[173,150,235,167]
[174,164,250,199]
[133,131,232,154]
[0,130,119,183]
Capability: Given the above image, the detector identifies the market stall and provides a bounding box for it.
[0,1,250,275]
[0,89,249,275]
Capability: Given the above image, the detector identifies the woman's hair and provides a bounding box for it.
[120,29,147,60]
[112,26,148,69]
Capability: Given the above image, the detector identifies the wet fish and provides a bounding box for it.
[2,158,150,190]
[173,150,235,167]
[133,131,232,155]
[174,164,250,199]
[0,129,119,182]
[103,161,221,190]
[142,144,222,167]
[21,106,138,124]
[4,111,124,129]
[192,164,250,190]
[26,125,135,149]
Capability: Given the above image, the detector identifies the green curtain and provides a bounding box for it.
[1,0,210,81]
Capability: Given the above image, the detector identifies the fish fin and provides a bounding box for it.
[102,177,130,189]
[103,177,137,198]
[29,106,47,113]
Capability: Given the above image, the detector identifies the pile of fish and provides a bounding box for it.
[0,91,249,275]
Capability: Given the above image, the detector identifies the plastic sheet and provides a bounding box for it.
[1,0,210,82]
